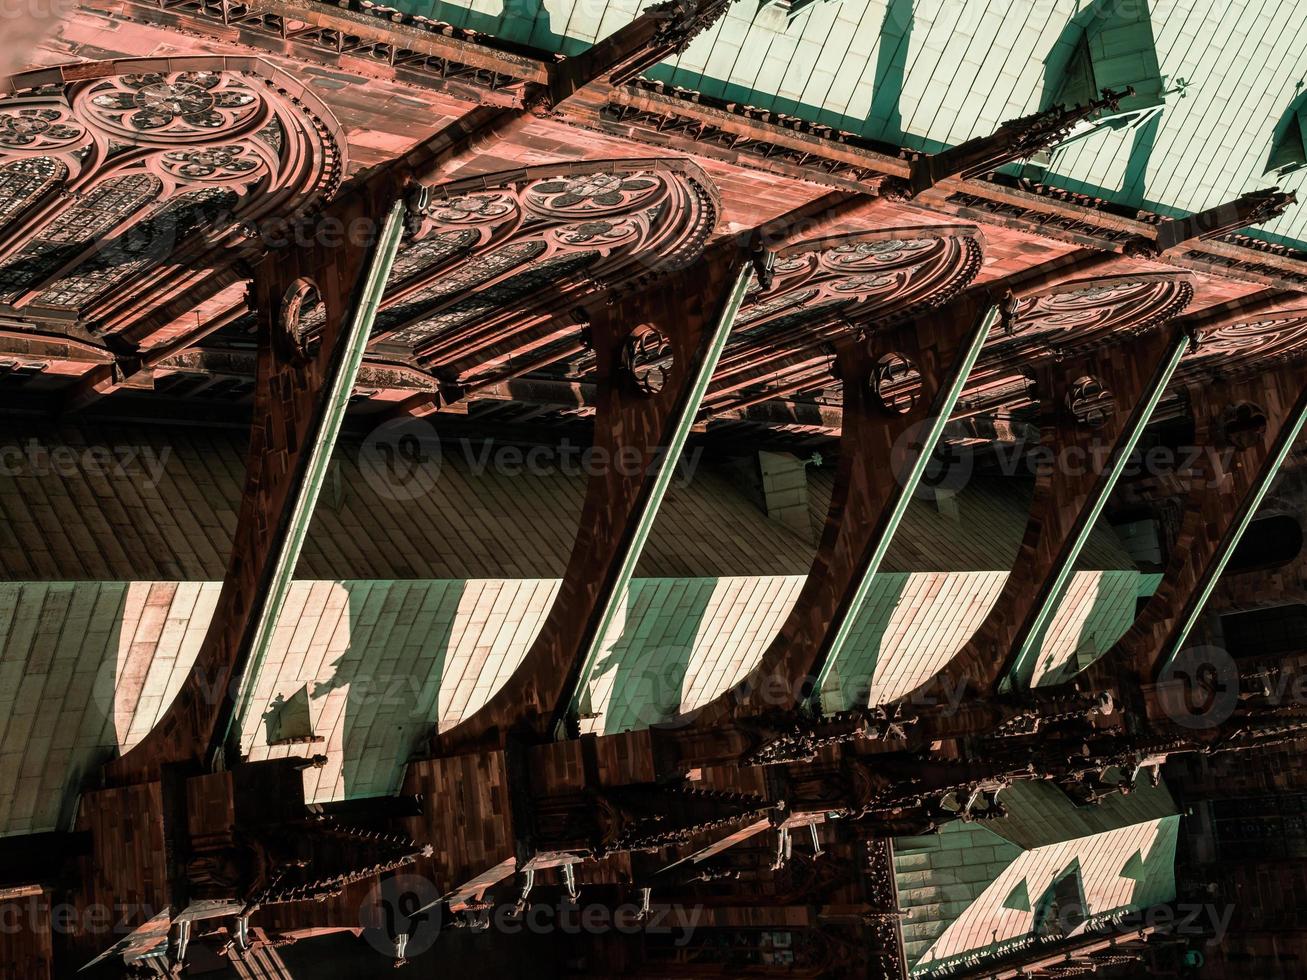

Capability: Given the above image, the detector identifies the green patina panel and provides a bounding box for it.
[399,0,1307,250]
[895,805,1180,975]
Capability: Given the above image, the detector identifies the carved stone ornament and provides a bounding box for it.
[871,351,921,415]
[622,323,674,396]
[0,58,345,311]
[277,277,325,364]
[1065,375,1114,429]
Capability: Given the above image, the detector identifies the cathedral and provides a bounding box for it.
[3,0,1307,976]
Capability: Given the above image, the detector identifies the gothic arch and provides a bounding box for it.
[704,225,984,412]
[368,159,720,387]
[708,269,1192,419]
[748,225,985,327]
[0,57,345,333]
[922,271,1196,425]
[1182,311,1307,378]
[680,269,1197,730]
[1004,272,1194,352]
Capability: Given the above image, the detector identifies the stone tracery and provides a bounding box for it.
[1007,274,1194,347]
[739,228,984,334]
[698,228,984,414]
[0,58,345,323]
[0,105,85,153]
[79,71,266,144]
[1185,312,1307,374]
[372,160,719,369]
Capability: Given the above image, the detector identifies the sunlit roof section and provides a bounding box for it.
[400,0,1307,249]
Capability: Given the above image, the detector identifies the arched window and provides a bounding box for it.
[0,59,346,323]
[1228,515,1304,574]
[1033,864,1086,939]
[1221,604,1307,659]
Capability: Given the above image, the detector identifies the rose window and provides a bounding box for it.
[159,144,266,183]
[0,107,85,152]
[429,193,516,226]
[84,72,262,143]
[525,172,663,219]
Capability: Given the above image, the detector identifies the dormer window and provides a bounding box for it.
[1033,863,1087,939]
[1267,93,1307,175]
[1033,0,1172,165]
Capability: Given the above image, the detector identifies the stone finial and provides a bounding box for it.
[899,87,1133,197]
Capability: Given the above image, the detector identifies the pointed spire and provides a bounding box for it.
[1151,187,1298,253]
[884,87,1132,198]
[646,0,734,58]
[600,783,777,853]
[594,0,735,88]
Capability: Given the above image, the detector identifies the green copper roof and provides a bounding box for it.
[895,801,1180,975]
[979,779,1179,852]
[409,0,1307,250]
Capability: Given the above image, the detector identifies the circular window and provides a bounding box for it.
[1065,375,1114,429]
[622,325,674,396]
[1222,401,1268,450]
[279,278,325,363]
[871,352,921,415]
